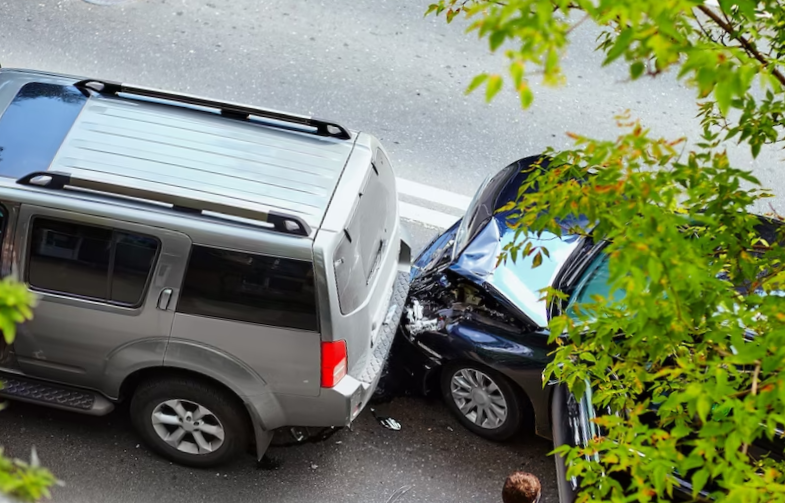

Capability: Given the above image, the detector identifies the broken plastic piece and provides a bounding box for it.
[370,408,402,431]
[290,427,307,442]
[386,485,413,503]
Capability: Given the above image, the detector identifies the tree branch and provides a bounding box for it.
[694,14,716,44]
[566,13,590,34]
[696,5,785,87]
[742,362,761,457]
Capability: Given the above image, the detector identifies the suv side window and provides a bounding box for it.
[27,217,160,307]
[176,246,318,331]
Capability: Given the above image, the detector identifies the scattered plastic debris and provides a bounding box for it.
[371,408,402,431]
[290,427,307,442]
[447,426,454,432]
[386,485,413,503]
[310,463,319,470]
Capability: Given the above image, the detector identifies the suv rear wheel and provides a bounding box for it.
[130,377,249,467]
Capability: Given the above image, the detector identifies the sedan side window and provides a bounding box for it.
[565,254,627,318]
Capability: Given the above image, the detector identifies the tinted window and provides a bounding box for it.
[0,83,87,179]
[28,218,160,306]
[111,232,160,304]
[177,246,318,331]
[565,253,627,319]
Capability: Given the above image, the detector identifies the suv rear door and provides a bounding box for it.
[11,204,192,390]
[168,244,322,397]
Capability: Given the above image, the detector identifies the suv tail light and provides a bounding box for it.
[321,340,347,388]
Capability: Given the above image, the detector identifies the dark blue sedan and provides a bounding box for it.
[392,155,597,442]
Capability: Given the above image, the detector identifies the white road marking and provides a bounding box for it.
[395,177,469,229]
[396,178,472,211]
[399,201,461,230]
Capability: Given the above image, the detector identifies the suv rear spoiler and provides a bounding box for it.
[16,171,311,237]
[72,79,352,141]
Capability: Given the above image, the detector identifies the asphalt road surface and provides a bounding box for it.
[0,0,783,502]
[0,397,558,503]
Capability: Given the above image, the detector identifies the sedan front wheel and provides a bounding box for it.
[440,363,523,441]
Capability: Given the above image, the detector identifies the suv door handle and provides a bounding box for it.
[157,288,173,311]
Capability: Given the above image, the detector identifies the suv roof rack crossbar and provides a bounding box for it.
[72,79,352,141]
[16,171,312,237]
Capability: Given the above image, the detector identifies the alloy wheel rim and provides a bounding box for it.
[450,368,508,429]
[151,399,226,455]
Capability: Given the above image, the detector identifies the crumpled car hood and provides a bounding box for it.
[449,216,582,327]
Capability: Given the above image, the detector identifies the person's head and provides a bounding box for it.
[502,471,542,503]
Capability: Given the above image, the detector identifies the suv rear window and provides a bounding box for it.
[176,246,318,331]
[0,83,87,179]
[27,218,160,306]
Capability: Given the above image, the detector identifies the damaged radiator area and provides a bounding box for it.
[403,273,526,339]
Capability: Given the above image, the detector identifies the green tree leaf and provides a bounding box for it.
[430,1,785,502]
[532,251,543,268]
[630,61,645,80]
[485,74,503,102]
[466,73,489,95]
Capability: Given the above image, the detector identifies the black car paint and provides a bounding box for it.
[394,155,587,440]
[401,261,555,437]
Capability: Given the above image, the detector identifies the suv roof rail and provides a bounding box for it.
[72,79,352,141]
[16,171,312,237]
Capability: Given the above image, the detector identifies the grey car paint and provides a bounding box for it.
[12,203,192,389]
[0,68,410,464]
[48,93,357,234]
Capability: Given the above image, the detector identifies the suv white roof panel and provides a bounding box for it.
[48,95,355,230]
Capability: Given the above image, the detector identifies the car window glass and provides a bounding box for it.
[111,232,160,304]
[565,253,627,318]
[28,218,160,306]
[176,246,318,331]
[0,83,88,179]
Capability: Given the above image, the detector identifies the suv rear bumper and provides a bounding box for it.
[274,271,410,426]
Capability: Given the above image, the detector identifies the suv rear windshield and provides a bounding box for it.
[0,83,87,179]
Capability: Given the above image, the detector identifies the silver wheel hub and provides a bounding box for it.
[151,399,225,455]
[450,368,508,429]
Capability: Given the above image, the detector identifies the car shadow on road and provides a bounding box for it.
[0,396,559,503]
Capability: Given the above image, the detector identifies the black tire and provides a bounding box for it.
[130,377,250,468]
[440,362,523,441]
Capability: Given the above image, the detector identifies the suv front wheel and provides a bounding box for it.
[130,377,250,467]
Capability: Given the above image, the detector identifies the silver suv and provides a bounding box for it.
[0,68,411,467]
